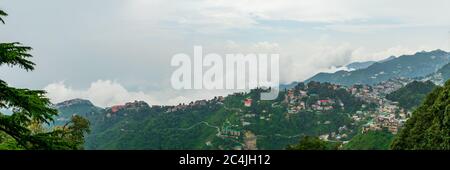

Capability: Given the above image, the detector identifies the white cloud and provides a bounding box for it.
[43,80,246,107]
[127,0,450,30]
[3,0,448,107]
[351,45,440,62]
[44,80,159,107]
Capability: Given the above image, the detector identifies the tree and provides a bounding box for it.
[0,9,89,150]
[58,115,91,150]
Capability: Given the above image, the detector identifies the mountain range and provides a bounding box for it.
[306,50,450,86]
[344,56,396,71]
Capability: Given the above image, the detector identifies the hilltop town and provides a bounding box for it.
[71,77,422,150]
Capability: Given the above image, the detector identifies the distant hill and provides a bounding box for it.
[306,50,450,86]
[386,81,437,110]
[378,56,397,63]
[279,81,299,90]
[346,61,376,70]
[423,62,450,85]
[53,99,102,126]
[341,56,395,71]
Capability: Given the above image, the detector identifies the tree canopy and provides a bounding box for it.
[391,80,450,150]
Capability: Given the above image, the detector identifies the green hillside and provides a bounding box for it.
[386,81,437,110]
[343,130,394,150]
[391,80,450,150]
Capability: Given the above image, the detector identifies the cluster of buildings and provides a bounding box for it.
[348,80,414,135]
[341,79,415,135]
[220,121,241,138]
[319,125,352,141]
[106,100,150,118]
[311,99,337,111]
[349,84,381,104]
[360,101,410,134]
[362,114,406,134]
[166,96,225,113]
[283,87,343,114]
[282,80,415,136]
[348,78,412,107]
[373,78,412,95]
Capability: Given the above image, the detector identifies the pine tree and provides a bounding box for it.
[0,9,89,150]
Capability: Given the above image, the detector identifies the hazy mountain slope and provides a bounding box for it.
[307,50,450,86]
[346,61,376,70]
[423,62,450,85]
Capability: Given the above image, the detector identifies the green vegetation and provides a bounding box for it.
[0,9,89,150]
[286,136,338,150]
[391,80,450,150]
[386,81,437,110]
[0,131,23,150]
[343,130,394,150]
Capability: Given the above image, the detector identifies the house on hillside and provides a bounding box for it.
[111,105,125,113]
[244,98,253,107]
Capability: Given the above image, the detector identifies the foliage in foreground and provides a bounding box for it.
[0,9,89,150]
[391,80,450,150]
[343,130,394,150]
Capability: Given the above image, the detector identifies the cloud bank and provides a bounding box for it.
[44,80,246,107]
[44,80,157,107]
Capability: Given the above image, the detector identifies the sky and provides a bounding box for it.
[1,0,449,107]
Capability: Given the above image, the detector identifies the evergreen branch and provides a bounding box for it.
[0,9,7,24]
[0,42,35,71]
